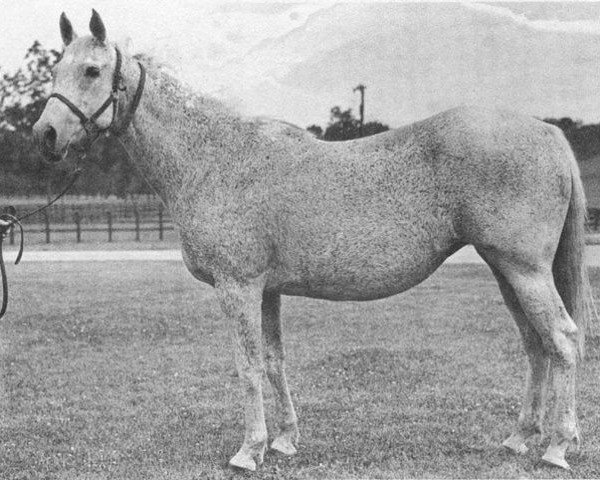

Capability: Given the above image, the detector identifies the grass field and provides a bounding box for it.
[1,262,599,479]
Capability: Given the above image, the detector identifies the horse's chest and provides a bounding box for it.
[180,242,216,286]
[177,216,271,285]
[178,222,223,286]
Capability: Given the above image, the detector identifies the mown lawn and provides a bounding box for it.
[1,261,599,479]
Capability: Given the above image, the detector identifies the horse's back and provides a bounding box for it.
[262,106,576,298]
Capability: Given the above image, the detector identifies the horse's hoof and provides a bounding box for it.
[541,446,571,470]
[229,443,266,471]
[271,435,297,455]
[229,452,257,471]
[502,434,529,454]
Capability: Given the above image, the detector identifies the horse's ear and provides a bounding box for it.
[89,9,107,43]
[60,12,77,46]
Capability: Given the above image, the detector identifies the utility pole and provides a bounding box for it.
[353,84,366,137]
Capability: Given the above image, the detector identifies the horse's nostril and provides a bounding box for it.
[43,126,57,149]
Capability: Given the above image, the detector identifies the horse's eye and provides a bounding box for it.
[85,66,101,78]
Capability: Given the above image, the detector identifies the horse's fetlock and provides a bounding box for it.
[250,433,268,444]
[281,419,299,433]
[238,365,265,387]
[517,421,542,438]
[554,346,577,368]
[246,433,268,456]
[264,349,283,366]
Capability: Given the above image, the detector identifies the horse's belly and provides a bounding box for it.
[278,273,431,301]
[271,241,458,301]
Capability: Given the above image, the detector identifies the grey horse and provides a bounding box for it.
[33,10,595,472]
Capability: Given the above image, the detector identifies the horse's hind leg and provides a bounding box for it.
[487,265,549,453]
[261,291,299,455]
[481,251,580,469]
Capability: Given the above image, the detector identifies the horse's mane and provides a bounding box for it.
[132,52,239,125]
[131,52,311,142]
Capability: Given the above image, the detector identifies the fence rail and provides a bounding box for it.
[3,196,175,244]
[8,215,174,245]
[588,207,600,232]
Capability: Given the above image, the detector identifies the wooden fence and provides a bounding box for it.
[589,207,600,232]
[4,196,175,244]
[7,207,174,245]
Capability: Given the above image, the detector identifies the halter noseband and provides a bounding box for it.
[48,46,146,142]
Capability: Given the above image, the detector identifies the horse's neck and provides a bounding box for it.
[118,62,247,205]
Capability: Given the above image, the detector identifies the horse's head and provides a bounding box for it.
[33,10,130,162]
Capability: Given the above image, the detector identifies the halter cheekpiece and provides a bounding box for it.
[48,46,146,141]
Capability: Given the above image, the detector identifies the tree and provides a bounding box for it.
[544,117,600,161]
[543,117,581,134]
[323,106,359,141]
[308,105,389,141]
[0,41,60,133]
[361,120,390,138]
[306,124,323,138]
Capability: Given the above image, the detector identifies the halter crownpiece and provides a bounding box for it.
[48,46,146,144]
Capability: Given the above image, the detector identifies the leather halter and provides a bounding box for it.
[48,46,146,142]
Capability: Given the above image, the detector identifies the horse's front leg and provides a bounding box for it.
[216,276,267,471]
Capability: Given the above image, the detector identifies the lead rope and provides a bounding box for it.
[0,166,82,318]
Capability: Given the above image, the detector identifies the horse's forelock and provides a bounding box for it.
[59,37,115,67]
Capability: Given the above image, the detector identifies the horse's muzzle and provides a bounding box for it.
[33,122,68,163]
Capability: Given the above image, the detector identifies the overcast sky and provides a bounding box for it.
[3,1,600,127]
[0,1,329,71]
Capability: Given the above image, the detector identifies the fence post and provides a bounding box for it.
[158,204,163,241]
[135,211,140,242]
[107,211,113,242]
[44,210,50,244]
[74,211,81,243]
